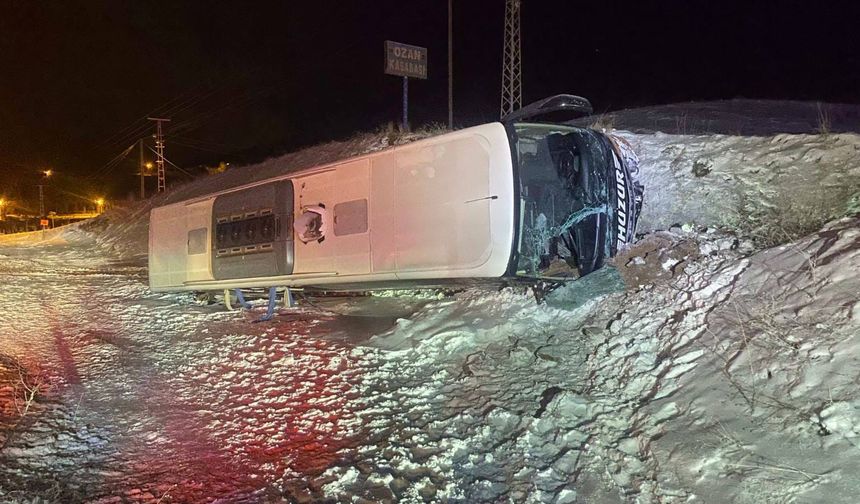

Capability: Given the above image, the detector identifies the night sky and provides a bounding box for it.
[1,0,859,203]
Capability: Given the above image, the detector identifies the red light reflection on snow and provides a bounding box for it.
[2,294,367,501]
[113,312,368,500]
[210,316,363,478]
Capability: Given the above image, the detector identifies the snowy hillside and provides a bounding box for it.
[1,108,859,502]
[624,132,860,242]
[573,99,860,136]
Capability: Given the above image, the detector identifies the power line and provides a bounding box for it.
[107,67,274,148]
[169,139,226,155]
[100,84,216,148]
[102,95,201,150]
[173,135,244,151]
[50,185,101,205]
[99,43,372,174]
[87,142,137,180]
[146,145,194,178]
[169,89,271,135]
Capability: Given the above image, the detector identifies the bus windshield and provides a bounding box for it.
[513,122,612,278]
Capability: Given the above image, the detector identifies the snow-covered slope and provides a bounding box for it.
[573,99,860,136]
[624,132,860,243]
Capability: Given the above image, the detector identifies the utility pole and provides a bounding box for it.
[500,0,522,118]
[448,0,454,129]
[139,138,145,199]
[402,77,409,132]
[148,117,171,192]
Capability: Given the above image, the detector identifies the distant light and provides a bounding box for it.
[95,198,105,206]
[0,198,5,207]
[43,169,53,177]
[145,162,154,169]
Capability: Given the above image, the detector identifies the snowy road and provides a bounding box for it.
[0,238,283,499]
[0,231,405,501]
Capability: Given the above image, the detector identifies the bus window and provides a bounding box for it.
[514,123,613,278]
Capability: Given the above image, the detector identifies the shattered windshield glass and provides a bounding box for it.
[514,123,612,278]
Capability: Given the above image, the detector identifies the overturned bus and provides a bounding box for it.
[148,95,644,295]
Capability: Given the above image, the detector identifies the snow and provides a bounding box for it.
[1,109,860,502]
[622,132,860,241]
[571,98,860,136]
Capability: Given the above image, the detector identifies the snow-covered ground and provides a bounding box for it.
[573,99,860,136]
[1,110,859,503]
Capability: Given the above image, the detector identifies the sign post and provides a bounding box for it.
[385,40,427,132]
[402,76,408,131]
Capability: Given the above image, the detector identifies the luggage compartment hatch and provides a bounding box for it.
[211,180,294,280]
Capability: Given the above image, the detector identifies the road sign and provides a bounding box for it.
[40,219,49,228]
[385,41,428,79]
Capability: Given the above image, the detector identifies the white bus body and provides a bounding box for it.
[149,123,516,292]
[149,95,645,294]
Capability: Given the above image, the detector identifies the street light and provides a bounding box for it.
[38,169,53,219]
[94,198,105,214]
